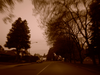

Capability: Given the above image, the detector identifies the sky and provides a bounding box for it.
[0,0,49,55]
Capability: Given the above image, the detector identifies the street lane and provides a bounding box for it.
[39,61,99,75]
[0,61,52,75]
[0,61,99,75]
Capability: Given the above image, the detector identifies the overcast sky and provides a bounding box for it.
[0,0,49,55]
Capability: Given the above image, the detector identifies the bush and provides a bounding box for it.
[21,56,39,62]
[0,54,16,62]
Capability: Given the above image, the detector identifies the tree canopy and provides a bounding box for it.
[5,17,30,50]
[32,0,99,64]
[0,0,23,12]
[0,0,23,23]
[89,0,100,64]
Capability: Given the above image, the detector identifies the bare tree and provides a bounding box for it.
[0,0,23,23]
[32,0,94,64]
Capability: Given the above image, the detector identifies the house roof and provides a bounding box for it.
[0,49,31,56]
[0,50,16,56]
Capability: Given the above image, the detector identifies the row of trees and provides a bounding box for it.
[0,0,100,64]
[32,0,100,65]
[47,37,86,63]
[89,0,100,64]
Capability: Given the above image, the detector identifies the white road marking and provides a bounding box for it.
[36,63,51,75]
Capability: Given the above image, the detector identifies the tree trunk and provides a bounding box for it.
[98,53,100,64]
[91,55,96,65]
[76,42,83,64]
[73,51,76,63]
[79,50,83,64]
[89,46,96,65]
[16,48,20,62]
[72,37,83,64]
[69,53,72,63]
[64,57,67,62]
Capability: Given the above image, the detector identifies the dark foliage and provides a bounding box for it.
[32,0,92,64]
[21,56,39,62]
[4,17,31,61]
[89,0,100,64]
[47,48,55,61]
[0,0,23,12]
[0,0,23,24]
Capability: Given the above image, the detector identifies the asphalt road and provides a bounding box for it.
[0,61,99,75]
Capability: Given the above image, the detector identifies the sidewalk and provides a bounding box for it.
[66,62,100,74]
[0,62,33,69]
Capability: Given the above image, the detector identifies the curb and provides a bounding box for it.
[71,64,100,74]
[75,65,100,74]
[0,63,32,69]
[65,62,100,74]
[15,63,31,67]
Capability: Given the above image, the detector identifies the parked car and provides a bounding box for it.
[36,59,43,63]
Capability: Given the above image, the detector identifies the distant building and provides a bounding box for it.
[0,49,31,57]
[0,48,32,62]
[0,49,17,57]
[0,45,4,51]
[34,53,41,57]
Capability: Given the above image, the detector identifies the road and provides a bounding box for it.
[0,61,99,75]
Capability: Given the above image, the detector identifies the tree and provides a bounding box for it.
[89,0,100,64]
[47,48,55,61]
[32,0,93,64]
[4,17,31,62]
[0,0,23,23]
[0,0,23,12]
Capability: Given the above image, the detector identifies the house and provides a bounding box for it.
[0,49,17,62]
[0,45,4,51]
[0,48,31,62]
